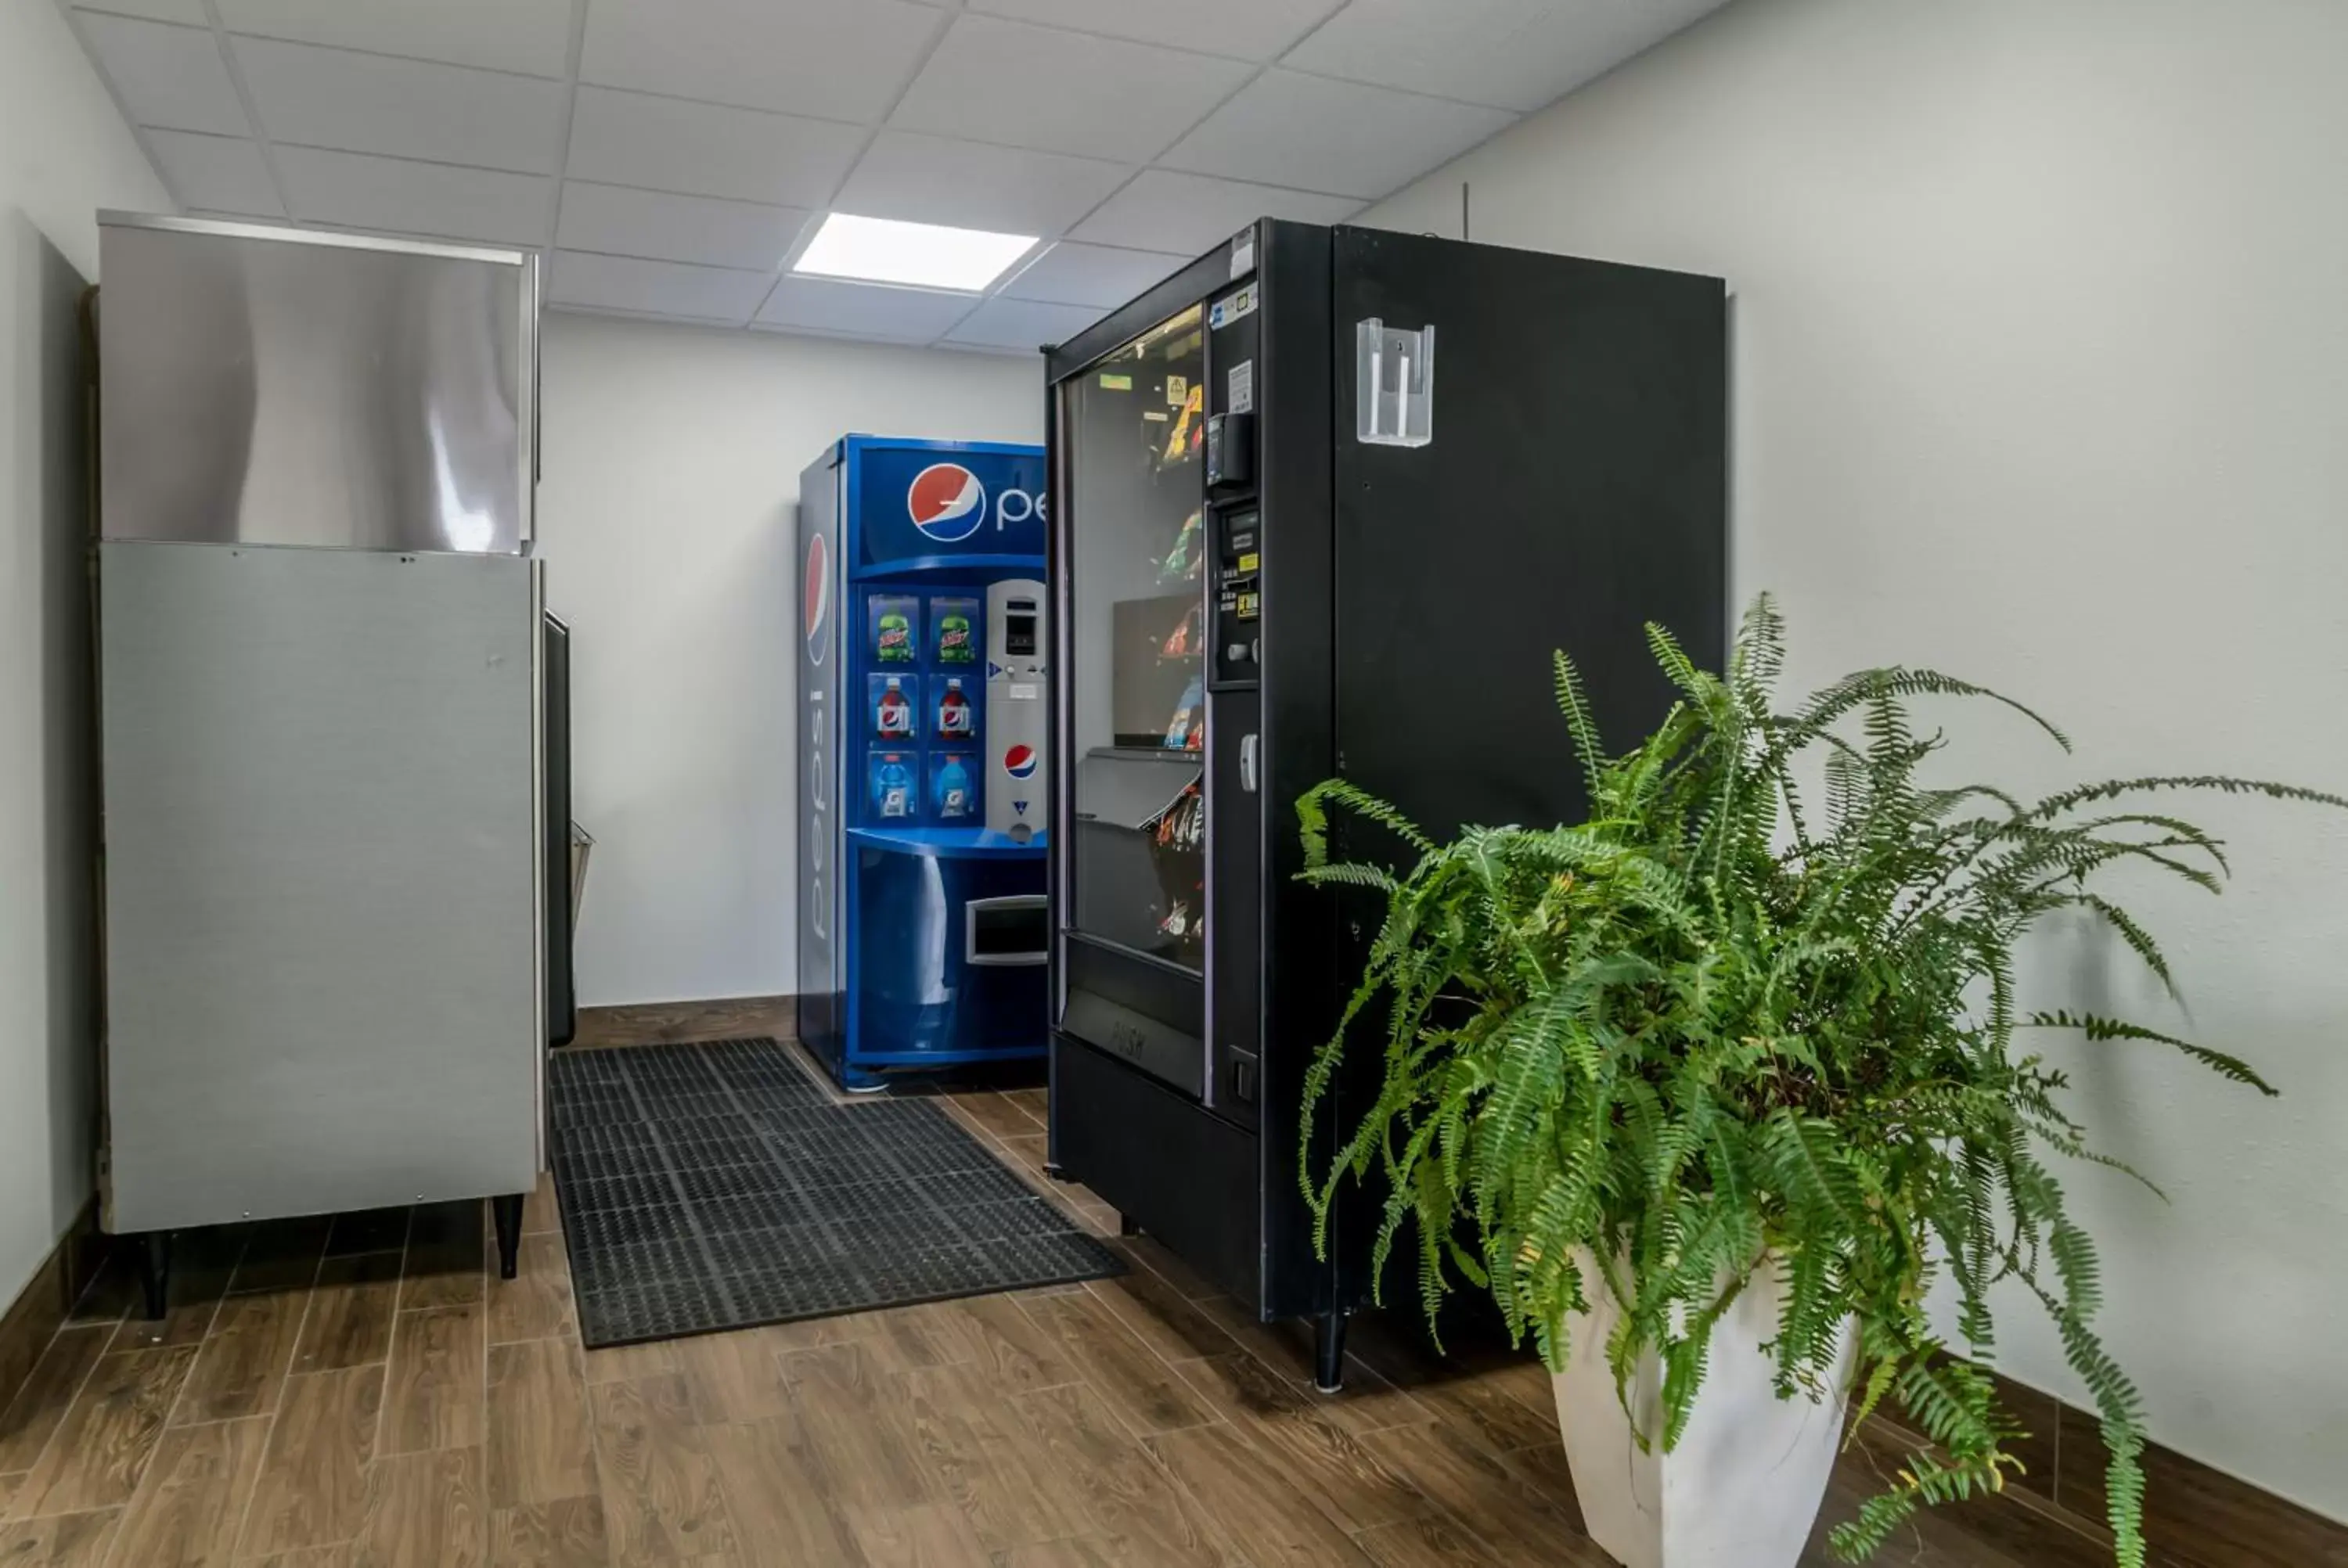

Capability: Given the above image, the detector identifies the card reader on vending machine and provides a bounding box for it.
[985,580,1047,840]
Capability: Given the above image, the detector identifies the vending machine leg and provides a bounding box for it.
[1313,1309,1349,1394]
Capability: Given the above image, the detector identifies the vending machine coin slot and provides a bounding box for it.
[1211,509,1260,688]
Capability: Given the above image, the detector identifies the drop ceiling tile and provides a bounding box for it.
[1000,242,1187,309]
[943,296,1103,353]
[757,276,979,343]
[74,0,206,23]
[891,15,1251,164]
[1284,0,1728,113]
[1069,170,1358,257]
[145,130,283,216]
[580,0,941,124]
[214,0,574,77]
[75,15,247,136]
[566,87,865,207]
[968,0,1338,60]
[1161,70,1514,200]
[549,251,774,324]
[275,146,552,245]
[233,38,567,174]
[834,132,1129,239]
[557,183,807,271]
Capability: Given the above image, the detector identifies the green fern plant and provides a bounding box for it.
[1298,595,2342,1564]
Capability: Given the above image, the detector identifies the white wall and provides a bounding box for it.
[1361,0,2348,1518]
[0,1,168,1307]
[537,314,1043,1008]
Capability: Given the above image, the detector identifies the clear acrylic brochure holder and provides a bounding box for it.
[1356,318,1435,448]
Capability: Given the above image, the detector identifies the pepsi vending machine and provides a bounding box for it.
[797,437,1050,1090]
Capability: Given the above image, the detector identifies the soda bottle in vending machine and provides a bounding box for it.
[937,678,972,738]
[876,677,913,739]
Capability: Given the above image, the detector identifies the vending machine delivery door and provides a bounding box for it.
[965,894,1048,966]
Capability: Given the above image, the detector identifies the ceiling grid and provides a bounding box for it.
[542,0,592,256]
[52,0,1727,351]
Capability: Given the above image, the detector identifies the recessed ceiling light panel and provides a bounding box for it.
[793,212,1037,292]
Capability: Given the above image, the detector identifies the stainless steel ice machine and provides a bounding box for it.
[94,214,546,1304]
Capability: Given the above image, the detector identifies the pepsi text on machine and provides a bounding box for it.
[907,462,1046,545]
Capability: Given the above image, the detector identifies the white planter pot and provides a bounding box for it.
[1551,1253,1856,1568]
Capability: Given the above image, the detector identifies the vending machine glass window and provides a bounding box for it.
[1064,305,1208,971]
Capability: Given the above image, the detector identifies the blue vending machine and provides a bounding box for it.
[796,437,1050,1089]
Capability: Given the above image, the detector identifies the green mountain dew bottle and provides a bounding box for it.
[877,610,913,662]
[938,610,974,664]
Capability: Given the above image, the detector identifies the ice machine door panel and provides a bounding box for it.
[99,541,541,1230]
[1063,304,1211,976]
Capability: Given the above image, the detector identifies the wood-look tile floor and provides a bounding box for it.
[0,1083,2116,1567]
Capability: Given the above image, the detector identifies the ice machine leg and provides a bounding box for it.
[492,1193,524,1279]
[137,1232,172,1322]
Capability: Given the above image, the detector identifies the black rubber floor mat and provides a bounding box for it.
[548,1038,1122,1347]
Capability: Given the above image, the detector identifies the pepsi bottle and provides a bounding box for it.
[877,677,913,739]
[938,678,971,737]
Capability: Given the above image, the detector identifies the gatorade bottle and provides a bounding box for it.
[935,756,973,818]
[876,757,913,819]
[877,677,913,738]
[938,678,971,736]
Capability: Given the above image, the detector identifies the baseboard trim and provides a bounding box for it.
[570,994,797,1051]
[0,1199,109,1420]
[1870,1361,2347,1566]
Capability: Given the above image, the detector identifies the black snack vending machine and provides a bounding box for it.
[1045,222,1727,1386]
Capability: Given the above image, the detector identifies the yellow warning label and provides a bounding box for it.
[1237,552,1259,574]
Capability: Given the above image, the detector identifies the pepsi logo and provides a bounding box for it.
[908,463,987,543]
[802,534,830,665]
[1003,744,1039,780]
